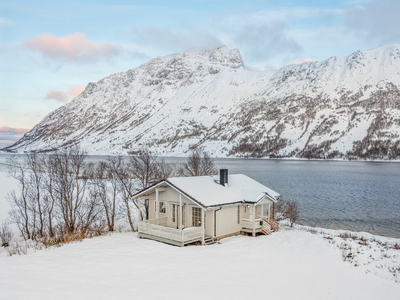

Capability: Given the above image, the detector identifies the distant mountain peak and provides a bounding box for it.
[3,44,400,160]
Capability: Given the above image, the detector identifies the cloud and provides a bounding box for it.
[287,58,315,65]
[232,21,302,64]
[0,126,30,149]
[0,126,29,134]
[345,0,400,43]
[44,85,86,103]
[44,91,68,102]
[68,85,86,97]
[131,25,222,53]
[23,32,119,62]
[224,6,343,25]
[0,17,12,26]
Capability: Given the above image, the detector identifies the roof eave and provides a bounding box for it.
[254,193,278,205]
[131,179,207,210]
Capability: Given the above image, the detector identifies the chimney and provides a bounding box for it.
[220,168,228,186]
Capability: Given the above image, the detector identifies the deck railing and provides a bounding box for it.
[269,218,279,231]
[138,217,202,244]
[241,218,263,230]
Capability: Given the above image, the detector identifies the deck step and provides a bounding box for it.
[204,237,216,245]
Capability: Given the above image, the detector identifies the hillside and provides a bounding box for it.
[3,44,400,159]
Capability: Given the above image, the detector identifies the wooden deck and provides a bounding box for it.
[138,217,203,247]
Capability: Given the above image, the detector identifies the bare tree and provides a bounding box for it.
[91,161,119,232]
[128,150,177,220]
[183,148,217,176]
[107,156,136,231]
[25,153,47,238]
[129,149,159,189]
[155,158,176,180]
[8,155,35,240]
[46,146,90,234]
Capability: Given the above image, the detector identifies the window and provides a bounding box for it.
[154,200,157,212]
[263,204,269,218]
[159,201,166,214]
[237,206,240,224]
[192,207,201,227]
[257,205,262,218]
[172,204,176,222]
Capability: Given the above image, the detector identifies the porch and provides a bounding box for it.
[138,217,204,247]
[241,217,279,236]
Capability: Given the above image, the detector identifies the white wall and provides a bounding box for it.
[214,205,242,238]
[205,210,214,237]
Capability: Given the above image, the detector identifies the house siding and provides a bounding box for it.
[214,205,242,238]
[145,187,197,229]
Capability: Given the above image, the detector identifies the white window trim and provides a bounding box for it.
[192,207,201,227]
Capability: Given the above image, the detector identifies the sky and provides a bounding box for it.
[1,0,400,148]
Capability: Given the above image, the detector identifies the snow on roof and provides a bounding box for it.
[167,174,280,207]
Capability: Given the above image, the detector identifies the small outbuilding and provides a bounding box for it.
[133,169,280,246]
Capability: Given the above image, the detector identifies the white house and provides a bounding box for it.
[133,169,280,246]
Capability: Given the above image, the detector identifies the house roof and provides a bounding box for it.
[133,174,280,208]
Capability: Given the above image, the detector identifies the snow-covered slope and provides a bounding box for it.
[4,44,400,159]
[1,230,400,300]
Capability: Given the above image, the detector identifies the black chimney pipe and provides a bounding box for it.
[220,169,228,186]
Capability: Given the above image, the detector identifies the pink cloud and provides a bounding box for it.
[44,85,87,103]
[69,85,86,97]
[287,58,315,65]
[44,90,68,102]
[0,126,30,134]
[0,126,30,148]
[23,32,118,62]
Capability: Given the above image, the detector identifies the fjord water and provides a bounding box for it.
[1,154,399,238]
[209,158,400,238]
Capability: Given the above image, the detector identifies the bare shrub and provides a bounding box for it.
[339,242,356,263]
[274,198,286,221]
[285,201,299,227]
[338,232,351,239]
[0,222,13,247]
[6,241,28,256]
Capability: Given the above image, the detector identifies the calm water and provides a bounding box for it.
[1,154,400,238]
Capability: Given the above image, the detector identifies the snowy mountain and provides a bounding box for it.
[4,44,400,159]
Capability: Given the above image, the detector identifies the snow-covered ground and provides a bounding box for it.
[0,229,399,300]
[1,170,400,299]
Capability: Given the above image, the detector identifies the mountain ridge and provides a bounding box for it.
[3,44,400,160]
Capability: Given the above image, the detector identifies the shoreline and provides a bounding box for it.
[1,151,400,163]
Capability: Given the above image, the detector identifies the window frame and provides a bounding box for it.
[159,201,166,214]
[192,207,201,227]
[172,204,176,222]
